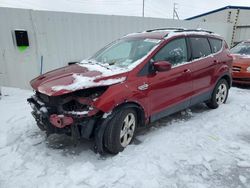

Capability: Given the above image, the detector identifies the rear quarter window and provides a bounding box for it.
[189,37,211,59]
[208,38,223,53]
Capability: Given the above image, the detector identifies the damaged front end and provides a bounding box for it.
[27,86,108,139]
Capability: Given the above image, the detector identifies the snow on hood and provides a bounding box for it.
[30,62,129,96]
[78,60,128,75]
[52,74,126,91]
[50,60,128,92]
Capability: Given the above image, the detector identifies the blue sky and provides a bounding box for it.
[0,0,250,19]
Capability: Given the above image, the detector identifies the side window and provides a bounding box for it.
[189,37,211,59]
[208,38,223,53]
[153,38,188,66]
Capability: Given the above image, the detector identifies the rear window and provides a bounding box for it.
[189,37,211,59]
[209,38,223,53]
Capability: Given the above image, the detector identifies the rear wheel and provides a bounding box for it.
[206,79,229,109]
[104,108,137,154]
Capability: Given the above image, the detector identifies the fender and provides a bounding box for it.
[93,82,148,118]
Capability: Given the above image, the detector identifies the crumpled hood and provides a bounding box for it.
[30,63,128,96]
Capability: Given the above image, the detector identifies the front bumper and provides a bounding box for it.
[232,71,250,85]
[27,96,98,139]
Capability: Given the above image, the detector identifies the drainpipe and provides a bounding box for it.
[230,9,240,47]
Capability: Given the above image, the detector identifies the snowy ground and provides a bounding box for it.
[0,86,250,188]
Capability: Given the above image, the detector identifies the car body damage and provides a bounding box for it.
[28,62,129,141]
[28,86,109,138]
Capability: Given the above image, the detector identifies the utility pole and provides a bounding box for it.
[173,3,179,20]
[142,0,145,17]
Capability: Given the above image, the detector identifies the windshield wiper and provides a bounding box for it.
[88,59,111,70]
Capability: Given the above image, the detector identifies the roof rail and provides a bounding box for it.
[145,27,185,32]
[174,29,214,34]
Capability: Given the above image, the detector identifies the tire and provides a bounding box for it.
[206,79,229,109]
[104,108,137,154]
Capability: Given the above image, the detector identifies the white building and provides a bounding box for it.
[186,6,250,47]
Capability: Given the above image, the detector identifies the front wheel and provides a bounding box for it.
[206,79,229,109]
[104,108,137,154]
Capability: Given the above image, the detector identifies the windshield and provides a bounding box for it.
[89,38,161,68]
[230,42,250,55]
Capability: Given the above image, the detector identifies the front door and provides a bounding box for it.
[147,37,193,121]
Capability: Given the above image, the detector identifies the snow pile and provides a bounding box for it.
[0,86,250,187]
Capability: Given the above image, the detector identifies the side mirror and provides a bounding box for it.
[153,61,172,72]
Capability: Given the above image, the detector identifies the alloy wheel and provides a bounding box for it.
[216,83,227,105]
[120,113,136,147]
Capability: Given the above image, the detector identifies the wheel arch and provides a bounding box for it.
[220,74,232,88]
[214,72,232,89]
[112,101,146,128]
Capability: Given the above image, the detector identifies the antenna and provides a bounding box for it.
[173,3,179,20]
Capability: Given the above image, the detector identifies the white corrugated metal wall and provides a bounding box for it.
[0,7,233,89]
[185,7,250,45]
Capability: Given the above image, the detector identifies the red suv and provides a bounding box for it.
[28,28,232,154]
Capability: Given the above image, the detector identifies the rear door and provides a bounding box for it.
[147,37,193,121]
[208,37,224,69]
[188,36,215,105]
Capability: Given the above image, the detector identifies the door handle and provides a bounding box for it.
[214,60,219,64]
[183,69,191,73]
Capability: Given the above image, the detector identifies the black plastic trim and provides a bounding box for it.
[150,100,189,122]
[150,89,213,123]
